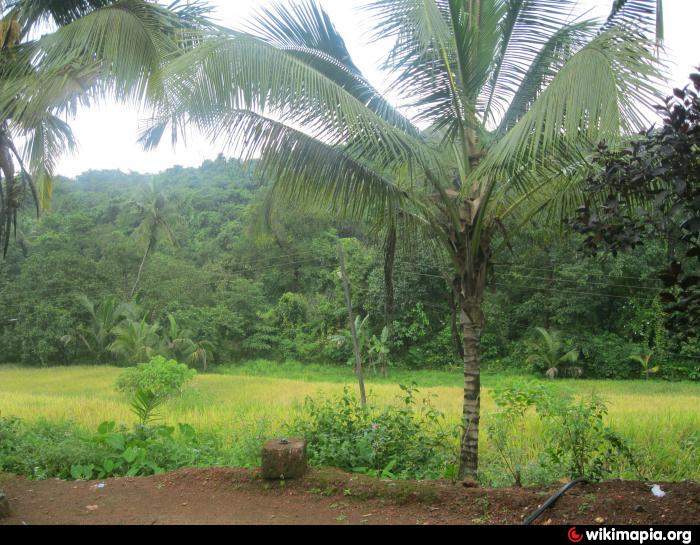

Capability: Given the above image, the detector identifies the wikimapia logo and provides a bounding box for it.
[567,527,693,544]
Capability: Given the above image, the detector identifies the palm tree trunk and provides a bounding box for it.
[458,295,484,482]
[382,227,396,378]
[131,245,150,299]
[453,216,490,483]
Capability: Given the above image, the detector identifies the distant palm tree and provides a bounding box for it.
[0,0,210,255]
[143,0,664,480]
[129,180,179,299]
[109,317,160,365]
[62,294,139,363]
[526,327,580,377]
[162,314,214,370]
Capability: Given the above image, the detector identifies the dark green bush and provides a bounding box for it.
[0,417,106,479]
[577,333,641,378]
[290,385,459,480]
[0,416,227,481]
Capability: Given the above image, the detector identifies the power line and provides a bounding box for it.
[493,262,664,284]
[497,272,662,293]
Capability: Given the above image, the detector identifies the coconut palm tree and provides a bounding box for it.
[526,327,580,377]
[0,0,211,255]
[109,316,161,365]
[129,180,179,299]
[61,294,140,363]
[142,0,664,481]
[162,313,215,370]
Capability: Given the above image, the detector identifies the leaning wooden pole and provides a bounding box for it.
[338,242,367,407]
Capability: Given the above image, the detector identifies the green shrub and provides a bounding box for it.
[487,381,553,486]
[0,417,106,480]
[290,385,459,480]
[0,416,228,481]
[577,333,640,378]
[70,421,204,480]
[536,393,641,482]
[487,383,642,483]
[116,356,196,398]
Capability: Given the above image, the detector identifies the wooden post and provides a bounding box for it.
[338,242,367,407]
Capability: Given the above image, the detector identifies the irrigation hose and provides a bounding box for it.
[522,478,588,525]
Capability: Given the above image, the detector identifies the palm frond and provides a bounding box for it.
[604,0,663,42]
[145,34,432,175]
[24,114,77,210]
[197,109,409,227]
[480,0,590,128]
[248,0,417,136]
[362,0,462,129]
[476,27,662,198]
[495,19,597,134]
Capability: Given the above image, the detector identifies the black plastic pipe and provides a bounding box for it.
[522,478,588,525]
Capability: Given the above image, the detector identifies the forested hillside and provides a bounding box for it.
[0,155,697,380]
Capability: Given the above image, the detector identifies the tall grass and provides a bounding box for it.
[0,362,698,482]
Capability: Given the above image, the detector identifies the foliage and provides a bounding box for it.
[536,393,641,482]
[61,295,138,363]
[142,0,664,479]
[0,415,225,481]
[291,385,459,480]
[487,381,552,486]
[108,318,161,365]
[2,366,699,484]
[574,69,700,340]
[525,327,580,376]
[629,350,661,380]
[115,355,196,399]
[0,160,696,379]
[0,0,212,254]
[490,383,642,483]
[161,314,214,371]
[70,421,202,480]
[572,333,639,379]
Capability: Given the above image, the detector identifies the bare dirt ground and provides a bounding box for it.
[1,468,698,525]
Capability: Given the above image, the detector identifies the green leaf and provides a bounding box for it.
[122,445,140,464]
[105,433,125,451]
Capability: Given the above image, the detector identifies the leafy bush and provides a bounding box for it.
[537,393,640,482]
[0,417,103,480]
[70,421,204,480]
[116,356,196,398]
[290,385,459,480]
[577,333,641,378]
[487,381,552,486]
[0,416,227,481]
[488,383,642,483]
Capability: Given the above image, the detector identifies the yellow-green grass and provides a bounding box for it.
[0,365,698,481]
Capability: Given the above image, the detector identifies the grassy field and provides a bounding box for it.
[1,361,698,483]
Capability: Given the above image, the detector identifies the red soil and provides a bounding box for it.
[1,468,698,525]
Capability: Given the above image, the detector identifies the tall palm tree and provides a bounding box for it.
[0,0,211,255]
[129,179,178,299]
[143,0,664,481]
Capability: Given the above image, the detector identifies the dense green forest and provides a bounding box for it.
[0,155,697,380]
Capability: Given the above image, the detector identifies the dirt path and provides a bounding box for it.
[1,468,698,525]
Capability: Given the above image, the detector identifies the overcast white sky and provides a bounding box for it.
[56,0,700,177]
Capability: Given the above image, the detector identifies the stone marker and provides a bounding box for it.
[0,490,10,519]
[261,438,307,480]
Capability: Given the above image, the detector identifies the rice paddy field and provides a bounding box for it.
[1,361,698,483]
